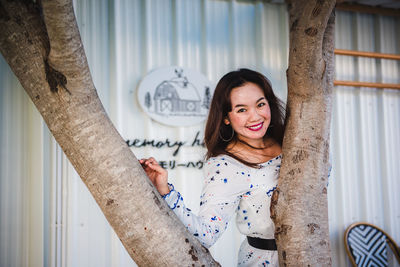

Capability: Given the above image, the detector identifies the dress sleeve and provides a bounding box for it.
[163,157,242,248]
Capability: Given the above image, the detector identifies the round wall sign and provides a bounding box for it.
[137,66,214,127]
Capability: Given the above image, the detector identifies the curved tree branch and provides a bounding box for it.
[0,0,219,266]
[271,1,335,266]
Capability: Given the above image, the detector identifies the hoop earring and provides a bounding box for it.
[219,126,234,142]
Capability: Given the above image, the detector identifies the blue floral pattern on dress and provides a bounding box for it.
[163,154,282,266]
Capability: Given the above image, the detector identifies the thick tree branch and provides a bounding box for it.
[0,0,219,266]
[271,1,335,266]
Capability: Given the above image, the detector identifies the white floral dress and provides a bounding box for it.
[163,154,282,266]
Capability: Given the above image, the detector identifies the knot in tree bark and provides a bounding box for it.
[45,59,70,94]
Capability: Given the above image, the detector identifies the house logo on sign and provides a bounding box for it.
[138,67,213,126]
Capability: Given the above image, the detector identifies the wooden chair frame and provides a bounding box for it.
[344,222,400,267]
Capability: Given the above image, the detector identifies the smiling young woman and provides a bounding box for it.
[141,69,286,266]
[205,69,285,168]
[223,82,283,166]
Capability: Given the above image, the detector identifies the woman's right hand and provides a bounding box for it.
[139,157,170,196]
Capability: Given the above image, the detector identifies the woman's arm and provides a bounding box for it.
[140,157,241,248]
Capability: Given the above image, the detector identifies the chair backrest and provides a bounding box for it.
[344,222,400,267]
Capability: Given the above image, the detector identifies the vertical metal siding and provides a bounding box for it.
[378,14,400,266]
[331,10,400,267]
[0,58,31,267]
[1,1,399,267]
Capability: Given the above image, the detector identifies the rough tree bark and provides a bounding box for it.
[270,0,335,266]
[0,0,218,266]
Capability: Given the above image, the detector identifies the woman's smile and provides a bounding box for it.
[247,122,264,131]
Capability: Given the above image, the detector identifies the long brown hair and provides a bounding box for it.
[204,68,285,166]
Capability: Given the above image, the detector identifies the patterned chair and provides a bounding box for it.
[344,222,400,267]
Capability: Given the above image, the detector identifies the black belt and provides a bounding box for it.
[247,236,277,250]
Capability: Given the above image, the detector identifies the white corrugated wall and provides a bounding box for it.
[0,1,399,267]
[330,10,400,267]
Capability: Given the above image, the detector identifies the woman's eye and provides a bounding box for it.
[237,108,246,113]
[258,102,266,107]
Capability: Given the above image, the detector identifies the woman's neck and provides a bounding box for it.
[226,138,282,164]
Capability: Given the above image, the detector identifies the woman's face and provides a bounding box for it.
[225,82,271,147]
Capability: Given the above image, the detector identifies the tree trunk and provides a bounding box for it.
[0,0,218,266]
[270,0,335,266]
